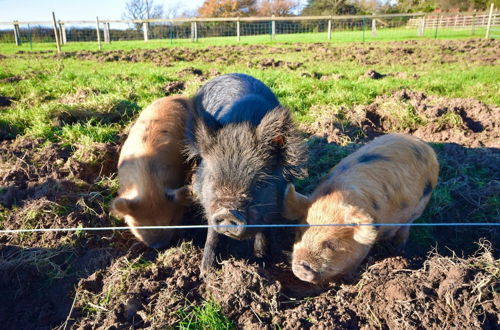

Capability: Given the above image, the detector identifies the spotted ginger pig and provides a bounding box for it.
[111,96,193,248]
[283,133,439,284]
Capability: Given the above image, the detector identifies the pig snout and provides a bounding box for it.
[134,229,174,249]
[211,209,247,238]
[292,260,320,283]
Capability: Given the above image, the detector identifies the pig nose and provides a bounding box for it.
[292,260,319,283]
[212,210,246,237]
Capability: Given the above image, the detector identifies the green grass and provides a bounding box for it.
[0,27,490,54]
[177,300,235,330]
[1,46,498,150]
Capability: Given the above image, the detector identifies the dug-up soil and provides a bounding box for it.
[6,39,499,67]
[0,89,499,329]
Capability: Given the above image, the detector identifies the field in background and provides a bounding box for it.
[0,38,499,328]
[0,26,492,54]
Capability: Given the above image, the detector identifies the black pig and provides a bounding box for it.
[187,73,306,274]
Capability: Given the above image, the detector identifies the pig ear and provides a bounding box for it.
[165,186,191,206]
[282,184,311,220]
[185,111,221,160]
[256,106,307,179]
[111,197,139,216]
[351,213,377,245]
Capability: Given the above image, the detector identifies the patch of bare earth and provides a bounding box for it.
[64,241,499,329]
[306,89,499,148]
[0,137,122,248]
[8,39,498,67]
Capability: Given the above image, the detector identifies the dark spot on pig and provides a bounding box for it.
[358,153,390,164]
[422,181,433,199]
[372,199,380,210]
[382,183,390,200]
[411,144,426,163]
[400,201,408,209]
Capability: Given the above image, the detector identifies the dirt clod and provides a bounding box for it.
[364,69,386,79]
[163,81,185,95]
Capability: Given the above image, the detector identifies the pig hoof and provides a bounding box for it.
[253,232,267,258]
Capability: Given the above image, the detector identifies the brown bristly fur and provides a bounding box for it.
[112,95,194,246]
[286,133,439,284]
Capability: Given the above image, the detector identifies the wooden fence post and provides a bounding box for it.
[103,22,109,43]
[96,16,101,50]
[190,21,194,42]
[52,12,61,53]
[371,13,377,37]
[236,17,240,42]
[194,21,198,42]
[327,17,332,40]
[107,23,111,43]
[13,21,21,46]
[58,21,64,44]
[61,23,67,44]
[471,12,476,35]
[271,15,276,40]
[485,3,494,38]
[143,22,149,41]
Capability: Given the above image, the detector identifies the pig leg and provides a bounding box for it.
[200,227,219,277]
[253,231,267,258]
[393,226,410,250]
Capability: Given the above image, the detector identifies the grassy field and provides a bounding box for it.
[0,26,490,54]
[0,38,498,328]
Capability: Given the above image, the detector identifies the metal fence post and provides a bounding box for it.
[13,21,21,46]
[271,15,276,40]
[485,3,494,38]
[236,17,240,42]
[371,14,376,37]
[52,12,61,53]
[327,17,332,40]
[96,16,101,50]
[143,22,149,42]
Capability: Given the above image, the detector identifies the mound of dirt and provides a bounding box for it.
[307,89,499,148]
[8,39,499,68]
[65,142,119,182]
[0,138,122,248]
[72,242,202,329]
[202,259,282,327]
[63,241,499,329]
[0,75,22,83]
[249,58,303,70]
[364,69,386,79]
[163,80,185,95]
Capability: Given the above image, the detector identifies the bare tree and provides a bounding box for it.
[122,0,165,21]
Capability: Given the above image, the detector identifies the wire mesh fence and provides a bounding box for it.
[0,10,498,52]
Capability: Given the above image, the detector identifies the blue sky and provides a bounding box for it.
[0,0,308,22]
[0,0,205,22]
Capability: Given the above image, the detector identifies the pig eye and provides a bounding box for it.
[322,241,336,251]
